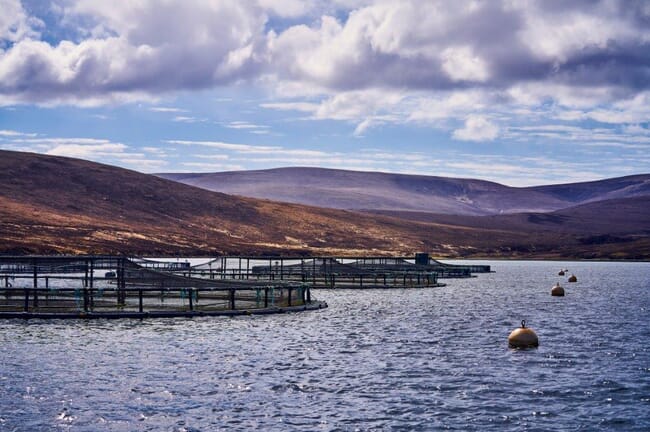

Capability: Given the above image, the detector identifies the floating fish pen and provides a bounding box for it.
[250,258,443,288]
[152,253,490,289]
[0,256,324,319]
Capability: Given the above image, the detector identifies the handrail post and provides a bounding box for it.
[32,259,38,308]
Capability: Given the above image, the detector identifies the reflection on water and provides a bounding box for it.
[1,260,649,431]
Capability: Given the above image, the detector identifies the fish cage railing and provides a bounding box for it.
[183,257,484,281]
[0,284,317,317]
[169,269,443,288]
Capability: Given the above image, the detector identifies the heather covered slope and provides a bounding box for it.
[0,150,528,256]
[1,151,648,259]
[0,151,434,255]
[159,167,650,216]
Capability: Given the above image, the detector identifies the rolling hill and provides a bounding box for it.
[1,150,648,259]
[159,167,650,216]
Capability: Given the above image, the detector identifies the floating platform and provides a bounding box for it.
[0,255,323,319]
[154,254,490,289]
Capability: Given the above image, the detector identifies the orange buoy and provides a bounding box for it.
[568,274,577,283]
[508,320,539,348]
[551,282,565,296]
[558,270,565,276]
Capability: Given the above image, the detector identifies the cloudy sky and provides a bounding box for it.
[1,0,649,186]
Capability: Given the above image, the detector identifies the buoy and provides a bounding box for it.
[508,320,539,348]
[568,274,577,283]
[558,270,565,276]
[551,282,565,296]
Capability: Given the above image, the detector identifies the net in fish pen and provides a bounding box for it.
[0,255,324,318]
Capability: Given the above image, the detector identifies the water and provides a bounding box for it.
[1,260,649,431]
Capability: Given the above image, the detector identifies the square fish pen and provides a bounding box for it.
[174,254,491,288]
[249,257,444,288]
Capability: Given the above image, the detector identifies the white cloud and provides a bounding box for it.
[257,0,309,17]
[225,121,269,130]
[181,162,244,171]
[149,107,187,113]
[259,101,320,112]
[167,140,278,153]
[195,154,230,160]
[505,123,650,149]
[353,118,375,136]
[408,90,491,123]
[0,1,267,105]
[452,116,499,142]
[623,124,650,135]
[514,2,644,61]
[5,137,129,159]
[441,46,489,82]
[167,139,332,157]
[1,1,648,108]
[0,0,42,44]
[172,116,206,123]
[1,0,649,162]
[46,142,128,158]
[0,129,37,137]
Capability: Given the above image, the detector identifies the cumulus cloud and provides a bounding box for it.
[452,116,499,142]
[0,0,42,44]
[441,46,490,82]
[0,1,267,105]
[1,1,647,104]
[0,0,649,142]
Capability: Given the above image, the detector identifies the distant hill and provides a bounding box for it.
[1,150,648,259]
[365,196,650,258]
[158,167,650,215]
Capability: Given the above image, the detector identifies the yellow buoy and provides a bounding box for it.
[558,270,565,276]
[568,274,577,283]
[508,320,539,348]
[551,282,565,296]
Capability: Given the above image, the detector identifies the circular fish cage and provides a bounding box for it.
[0,256,325,319]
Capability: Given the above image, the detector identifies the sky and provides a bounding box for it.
[0,0,649,187]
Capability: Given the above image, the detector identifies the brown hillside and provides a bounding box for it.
[1,150,648,259]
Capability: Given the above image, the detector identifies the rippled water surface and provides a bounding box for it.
[1,260,649,431]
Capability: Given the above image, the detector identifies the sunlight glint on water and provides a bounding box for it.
[1,260,648,431]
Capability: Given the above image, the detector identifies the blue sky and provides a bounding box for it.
[1,0,649,186]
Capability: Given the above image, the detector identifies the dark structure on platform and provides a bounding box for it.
[0,256,322,319]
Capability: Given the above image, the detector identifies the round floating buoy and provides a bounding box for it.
[508,320,539,348]
[551,282,565,296]
[568,274,577,283]
[558,270,565,276]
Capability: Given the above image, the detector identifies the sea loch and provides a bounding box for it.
[1,260,648,431]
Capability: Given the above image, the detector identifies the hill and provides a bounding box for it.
[1,150,648,259]
[159,167,650,215]
[365,196,650,259]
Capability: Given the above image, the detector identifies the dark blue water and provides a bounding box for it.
[1,260,649,431]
